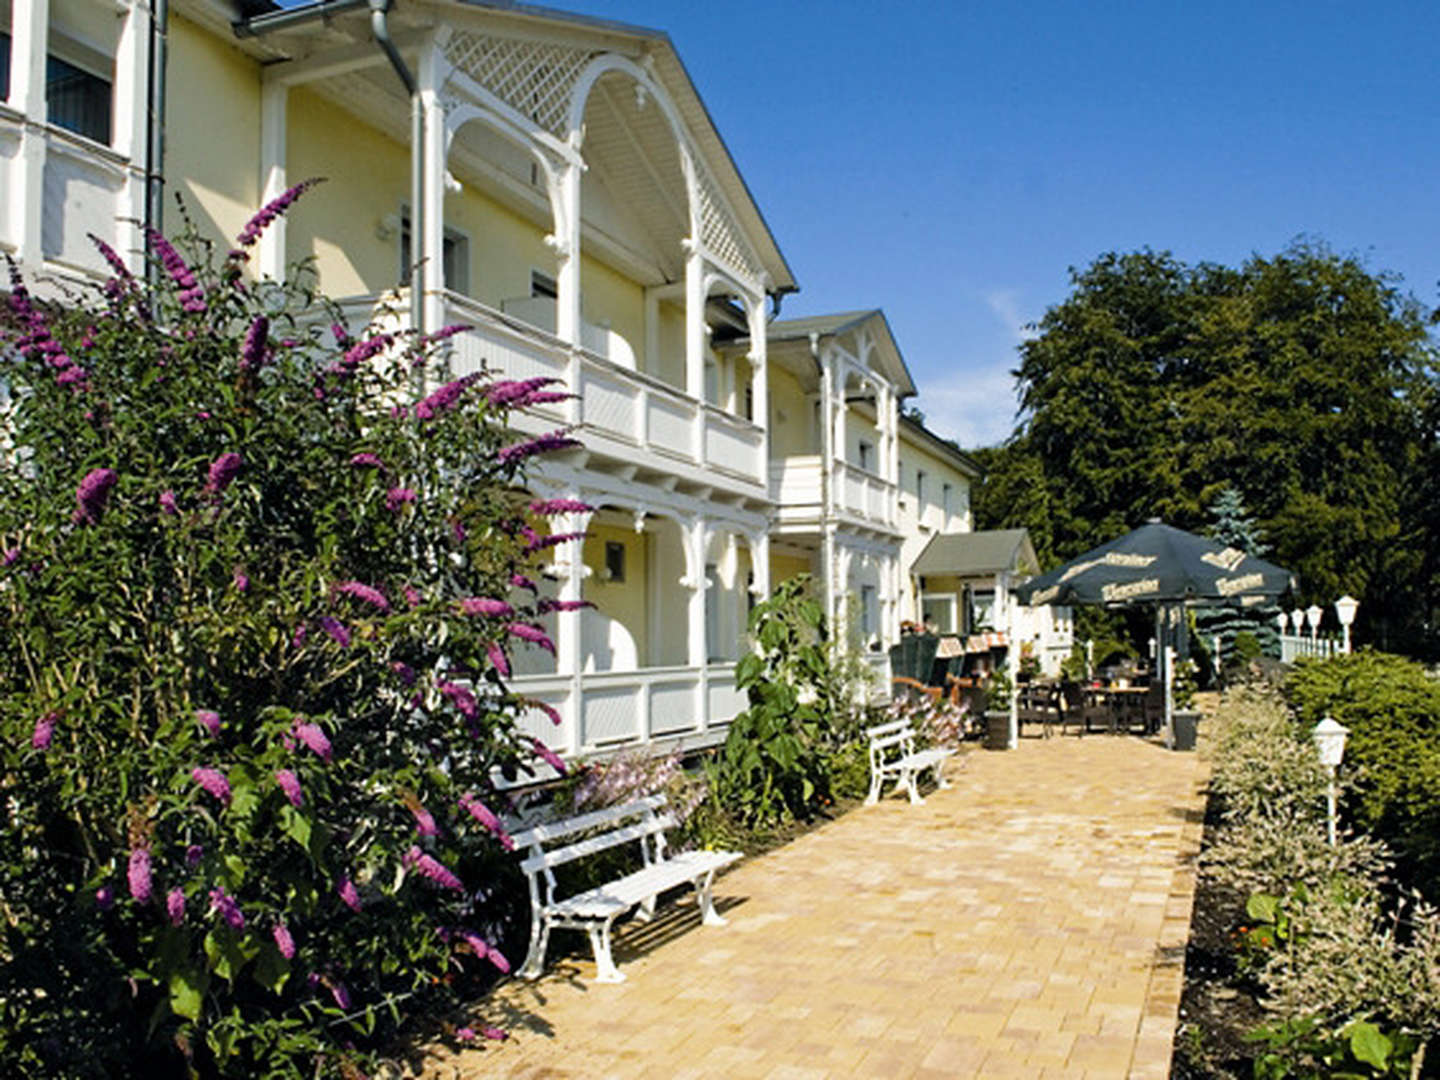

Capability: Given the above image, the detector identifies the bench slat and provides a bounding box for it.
[549,850,742,919]
[512,793,668,850]
[521,813,678,876]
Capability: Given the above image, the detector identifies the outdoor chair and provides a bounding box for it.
[1059,681,1086,737]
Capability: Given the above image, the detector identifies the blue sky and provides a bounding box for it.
[568,0,1440,448]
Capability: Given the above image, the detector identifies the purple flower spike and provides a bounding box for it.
[186,844,203,867]
[409,802,438,838]
[437,680,479,720]
[404,586,422,608]
[532,738,567,776]
[96,885,114,910]
[275,768,304,807]
[385,487,417,512]
[497,431,582,466]
[459,794,514,851]
[318,617,350,648]
[273,922,296,959]
[485,377,561,408]
[529,498,594,516]
[337,876,362,913]
[336,581,389,611]
[240,315,268,370]
[159,490,179,517]
[508,623,556,655]
[414,374,481,421]
[459,597,511,618]
[403,846,463,890]
[233,568,249,592]
[486,643,510,679]
[196,709,221,737]
[234,178,324,250]
[511,573,538,594]
[166,888,186,927]
[292,721,333,763]
[330,981,351,1010]
[208,887,244,929]
[128,848,153,904]
[528,698,563,727]
[31,711,57,749]
[73,467,118,525]
[191,767,232,806]
[348,452,384,470]
[538,599,594,614]
[390,661,416,686]
[205,452,243,496]
[3,547,19,566]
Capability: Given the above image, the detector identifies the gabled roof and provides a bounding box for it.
[913,528,1039,578]
[740,309,916,398]
[899,414,983,478]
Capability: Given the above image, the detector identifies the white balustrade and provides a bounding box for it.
[1279,633,1340,664]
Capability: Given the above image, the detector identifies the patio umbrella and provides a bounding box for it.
[1013,522,1296,608]
[1012,521,1296,749]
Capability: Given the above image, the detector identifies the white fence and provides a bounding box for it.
[1280,633,1342,664]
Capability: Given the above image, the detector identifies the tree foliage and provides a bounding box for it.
[974,243,1436,650]
[0,195,580,1075]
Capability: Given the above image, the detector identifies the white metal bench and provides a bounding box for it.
[865,718,955,805]
[512,794,742,984]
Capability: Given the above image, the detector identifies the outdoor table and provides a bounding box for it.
[1087,686,1149,734]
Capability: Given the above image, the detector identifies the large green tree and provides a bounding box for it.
[975,243,1437,651]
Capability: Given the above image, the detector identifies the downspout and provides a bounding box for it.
[143,0,169,285]
[810,330,833,631]
[365,0,424,335]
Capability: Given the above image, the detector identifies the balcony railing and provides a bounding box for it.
[769,454,898,532]
[336,291,767,489]
[506,662,746,768]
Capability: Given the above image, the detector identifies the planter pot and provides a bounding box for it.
[985,710,1012,751]
[1172,710,1200,752]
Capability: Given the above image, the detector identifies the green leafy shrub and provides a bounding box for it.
[0,193,582,1075]
[1284,651,1440,891]
[705,576,849,829]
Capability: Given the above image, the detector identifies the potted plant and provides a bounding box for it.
[984,664,1015,750]
[1171,658,1201,751]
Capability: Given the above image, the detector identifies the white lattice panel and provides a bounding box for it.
[514,687,571,747]
[649,680,699,735]
[582,685,640,745]
[695,163,762,287]
[444,31,595,139]
[646,394,694,458]
[42,149,122,273]
[707,676,746,727]
[580,369,637,441]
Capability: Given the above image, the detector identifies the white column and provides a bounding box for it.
[747,293,769,485]
[556,502,592,757]
[684,247,706,400]
[553,160,582,347]
[684,516,709,732]
[257,80,289,281]
[751,531,771,605]
[418,45,448,334]
[10,0,49,270]
[112,0,151,271]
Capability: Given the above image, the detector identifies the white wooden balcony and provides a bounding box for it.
[506,662,748,769]
[338,291,768,492]
[769,454,899,534]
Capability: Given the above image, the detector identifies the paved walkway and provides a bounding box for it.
[433,734,1209,1079]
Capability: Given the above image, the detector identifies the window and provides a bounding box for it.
[921,593,957,634]
[705,562,721,661]
[942,482,952,520]
[969,588,996,632]
[915,469,927,506]
[47,51,110,143]
[1,32,11,102]
[603,541,625,583]
[398,212,470,294]
[857,440,872,471]
[530,270,557,300]
[743,384,754,422]
[860,584,877,643]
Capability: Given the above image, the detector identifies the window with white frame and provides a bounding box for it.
[399,211,470,295]
[921,593,957,634]
[45,0,119,146]
[1,28,11,102]
[915,469,927,507]
[859,584,878,646]
[942,482,952,522]
[857,440,872,472]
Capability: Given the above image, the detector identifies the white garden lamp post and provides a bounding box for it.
[1289,609,1305,635]
[1311,717,1349,847]
[1305,604,1323,641]
[1334,595,1358,655]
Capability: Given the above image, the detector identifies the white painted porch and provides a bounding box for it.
[768,454,898,533]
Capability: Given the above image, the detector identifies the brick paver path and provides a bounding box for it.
[434,734,1208,1079]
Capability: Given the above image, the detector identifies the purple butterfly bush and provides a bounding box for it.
[459,596,511,618]
[73,467,118,524]
[146,228,206,314]
[497,431,582,466]
[458,930,510,974]
[330,981,351,1011]
[413,373,482,421]
[233,178,324,251]
[166,888,186,927]
[239,315,269,370]
[437,680,479,720]
[511,573,538,594]
[524,529,588,554]
[337,876,362,913]
[537,598,594,614]
[95,885,115,910]
[335,581,389,611]
[87,232,134,286]
[204,452,243,497]
[191,766,232,806]
[390,661,416,686]
[127,848,153,904]
[409,801,438,838]
[403,846,463,890]
[348,452,385,470]
[508,623,556,655]
[31,711,57,749]
[529,498,595,516]
[459,793,514,850]
[318,617,350,647]
[233,568,249,592]
[532,738,567,775]
[208,887,244,929]
[292,721,333,763]
[485,377,561,408]
[273,922,296,959]
[275,768,304,807]
[386,487,416,512]
[526,697,564,727]
[486,643,510,679]
[159,490,179,516]
[196,709,221,737]
[186,844,204,867]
